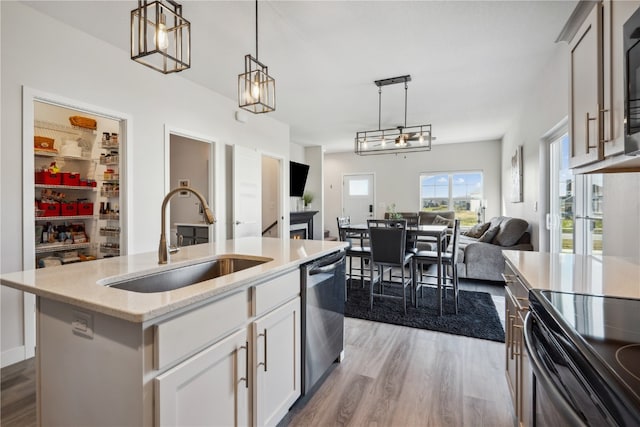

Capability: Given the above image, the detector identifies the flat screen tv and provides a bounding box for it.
[290,161,309,197]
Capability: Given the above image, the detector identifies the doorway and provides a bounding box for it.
[342,173,375,224]
[169,133,213,245]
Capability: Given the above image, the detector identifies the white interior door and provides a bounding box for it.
[342,173,374,224]
[233,145,261,238]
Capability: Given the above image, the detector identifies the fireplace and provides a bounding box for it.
[290,228,307,239]
[290,210,318,240]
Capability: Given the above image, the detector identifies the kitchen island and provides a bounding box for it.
[0,237,348,427]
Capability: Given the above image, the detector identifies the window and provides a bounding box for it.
[420,171,483,226]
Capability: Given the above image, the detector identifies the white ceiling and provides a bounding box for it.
[23,0,577,152]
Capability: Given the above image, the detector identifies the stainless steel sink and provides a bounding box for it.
[106,256,271,293]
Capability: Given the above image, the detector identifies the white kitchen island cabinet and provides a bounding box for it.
[253,297,301,427]
[1,237,347,427]
[155,328,250,427]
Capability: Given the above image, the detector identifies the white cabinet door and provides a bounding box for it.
[253,297,301,427]
[155,328,249,427]
[569,3,604,168]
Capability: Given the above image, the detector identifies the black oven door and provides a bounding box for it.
[523,312,613,426]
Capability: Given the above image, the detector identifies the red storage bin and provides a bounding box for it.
[77,202,93,216]
[79,179,88,187]
[61,172,80,187]
[39,201,61,217]
[61,201,78,216]
[35,171,62,186]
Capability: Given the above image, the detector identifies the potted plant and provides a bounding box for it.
[302,192,314,209]
[386,203,402,219]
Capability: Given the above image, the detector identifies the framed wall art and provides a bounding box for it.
[511,145,523,203]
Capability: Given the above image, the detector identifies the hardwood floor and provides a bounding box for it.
[1,281,512,427]
[1,356,36,427]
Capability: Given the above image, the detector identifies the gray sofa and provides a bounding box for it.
[456,216,533,282]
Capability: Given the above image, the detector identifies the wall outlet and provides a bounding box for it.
[72,310,94,339]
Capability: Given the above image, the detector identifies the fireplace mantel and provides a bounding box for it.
[290,210,318,239]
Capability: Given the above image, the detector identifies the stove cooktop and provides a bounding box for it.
[535,290,640,405]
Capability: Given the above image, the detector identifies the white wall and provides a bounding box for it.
[323,140,502,238]
[1,2,290,364]
[305,146,323,239]
[501,42,569,250]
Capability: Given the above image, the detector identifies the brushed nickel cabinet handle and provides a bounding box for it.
[257,329,268,372]
[600,106,611,143]
[239,342,249,388]
[586,109,598,153]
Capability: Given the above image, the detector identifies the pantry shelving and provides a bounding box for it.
[32,102,123,267]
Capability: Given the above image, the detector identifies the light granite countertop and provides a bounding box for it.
[503,250,640,299]
[0,237,347,323]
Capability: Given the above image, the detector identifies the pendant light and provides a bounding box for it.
[238,0,276,114]
[354,75,433,155]
[131,0,191,74]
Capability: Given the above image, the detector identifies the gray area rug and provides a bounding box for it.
[345,281,506,342]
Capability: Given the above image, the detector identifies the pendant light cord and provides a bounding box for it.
[255,0,259,60]
[404,81,408,128]
[378,87,382,130]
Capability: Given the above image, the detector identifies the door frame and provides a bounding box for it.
[164,126,219,243]
[19,86,132,365]
[341,172,376,221]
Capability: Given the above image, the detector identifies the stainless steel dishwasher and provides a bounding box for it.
[300,249,346,395]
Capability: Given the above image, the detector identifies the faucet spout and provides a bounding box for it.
[159,186,216,264]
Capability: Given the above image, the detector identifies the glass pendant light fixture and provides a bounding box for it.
[238,0,276,114]
[354,75,433,155]
[131,0,191,74]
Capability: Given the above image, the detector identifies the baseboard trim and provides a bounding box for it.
[1,346,27,368]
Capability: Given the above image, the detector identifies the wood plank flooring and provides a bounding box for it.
[1,356,36,427]
[1,281,513,427]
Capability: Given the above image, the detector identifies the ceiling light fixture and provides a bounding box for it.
[354,75,432,155]
[131,0,191,74]
[238,0,276,114]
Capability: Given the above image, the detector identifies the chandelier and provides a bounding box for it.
[131,0,191,74]
[238,0,276,114]
[354,75,432,155]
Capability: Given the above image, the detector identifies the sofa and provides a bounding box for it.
[456,216,533,282]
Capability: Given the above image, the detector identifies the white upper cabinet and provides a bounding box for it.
[569,2,606,168]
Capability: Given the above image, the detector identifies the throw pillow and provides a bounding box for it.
[462,222,490,238]
[478,225,500,243]
[432,215,453,227]
[494,218,529,246]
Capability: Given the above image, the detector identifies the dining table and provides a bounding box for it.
[340,222,449,314]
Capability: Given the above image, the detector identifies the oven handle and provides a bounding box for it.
[523,312,587,427]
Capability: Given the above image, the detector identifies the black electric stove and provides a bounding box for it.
[528,290,640,426]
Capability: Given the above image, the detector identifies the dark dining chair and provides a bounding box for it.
[413,219,461,315]
[337,216,370,292]
[367,219,414,314]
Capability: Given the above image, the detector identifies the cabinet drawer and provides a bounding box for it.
[252,269,300,317]
[155,289,249,370]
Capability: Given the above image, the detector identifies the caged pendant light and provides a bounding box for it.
[354,75,433,155]
[238,0,276,114]
[131,0,191,74]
